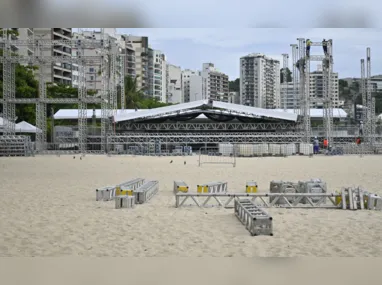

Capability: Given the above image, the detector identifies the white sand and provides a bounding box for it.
[0,155,382,257]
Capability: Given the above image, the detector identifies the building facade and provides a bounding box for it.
[72,29,125,95]
[34,28,73,86]
[240,53,280,109]
[188,63,229,102]
[309,70,340,108]
[181,69,198,103]
[123,36,149,92]
[166,64,182,104]
[147,49,167,102]
[280,82,299,109]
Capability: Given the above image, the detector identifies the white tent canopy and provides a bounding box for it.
[0,116,17,131]
[15,121,42,133]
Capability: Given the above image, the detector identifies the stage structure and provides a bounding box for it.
[282,53,289,111]
[290,44,298,114]
[0,28,125,155]
[294,38,334,144]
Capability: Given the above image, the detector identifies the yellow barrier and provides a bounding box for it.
[246,181,258,193]
[197,185,208,193]
[246,185,257,193]
[177,186,189,193]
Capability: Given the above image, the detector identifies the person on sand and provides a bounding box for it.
[313,136,319,154]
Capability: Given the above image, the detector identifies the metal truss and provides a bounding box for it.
[366,48,373,144]
[322,40,334,145]
[0,29,117,156]
[120,122,299,131]
[290,44,299,114]
[0,135,33,156]
[35,39,47,152]
[361,59,366,124]
[108,132,305,144]
[77,43,87,155]
[371,97,376,145]
[120,54,125,110]
[174,193,341,209]
[282,53,289,111]
[1,29,15,135]
[297,38,311,143]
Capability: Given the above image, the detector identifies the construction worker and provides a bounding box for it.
[306,39,312,57]
[313,136,319,154]
[356,137,362,145]
[322,39,328,56]
[323,138,328,149]
[359,120,363,136]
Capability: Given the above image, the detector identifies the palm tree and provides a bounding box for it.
[124,75,145,109]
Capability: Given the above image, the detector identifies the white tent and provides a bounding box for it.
[0,116,17,131]
[15,121,42,133]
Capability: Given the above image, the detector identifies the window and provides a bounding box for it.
[89,68,94,72]
[90,76,94,81]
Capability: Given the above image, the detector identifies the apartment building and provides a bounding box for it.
[123,35,149,92]
[147,48,167,102]
[240,53,280,109]
[72,29,125,94]
[188,63,229,102]
[166,64,182,104]
[280,82,300,109]
[181,69,198,103]
[309,68,340,108]
[34,28,73,85]
[124,40,136,79]
[15,28,34,58]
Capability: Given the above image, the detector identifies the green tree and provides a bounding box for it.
[280,68,292,83]
[229,78,240,92]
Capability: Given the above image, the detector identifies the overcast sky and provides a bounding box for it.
[118,28,382,80]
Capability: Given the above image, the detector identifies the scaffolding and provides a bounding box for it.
[296,38,311,143]
[293,38,334,144]
[0,28,125,156]
[282,53,289,111]
[360,48,376,146]
[290,44,299,114]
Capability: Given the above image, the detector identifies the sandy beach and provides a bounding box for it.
[0,154,382,257]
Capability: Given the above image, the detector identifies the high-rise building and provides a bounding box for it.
[309,68,340,108]
[124,40,136,79]
[72,29,125,94]
[188,63,229,102]
[147,48,167,102]
[166,64,182,104]
[16,28,34,58]
[123,36,149,92]
[280,82,299,109]
[240,53,280,109]
[181,69,198,103]
[34,28,73,85]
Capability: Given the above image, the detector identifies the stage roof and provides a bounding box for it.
[54,103,347,122]
[112,100,298,123]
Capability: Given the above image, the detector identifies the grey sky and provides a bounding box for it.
[119,28,382,80]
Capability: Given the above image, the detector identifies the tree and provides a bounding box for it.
[123,75,172,109]
[229,78,240,92]
[280,68,292,83]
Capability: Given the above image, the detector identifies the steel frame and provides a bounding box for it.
[174,192,341,209]
[107,132,305,144]
[297,38,311,143]
[120,122,299,131]
[0,28,126,155]
[282,54,289,111]
[290,44,299,114]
